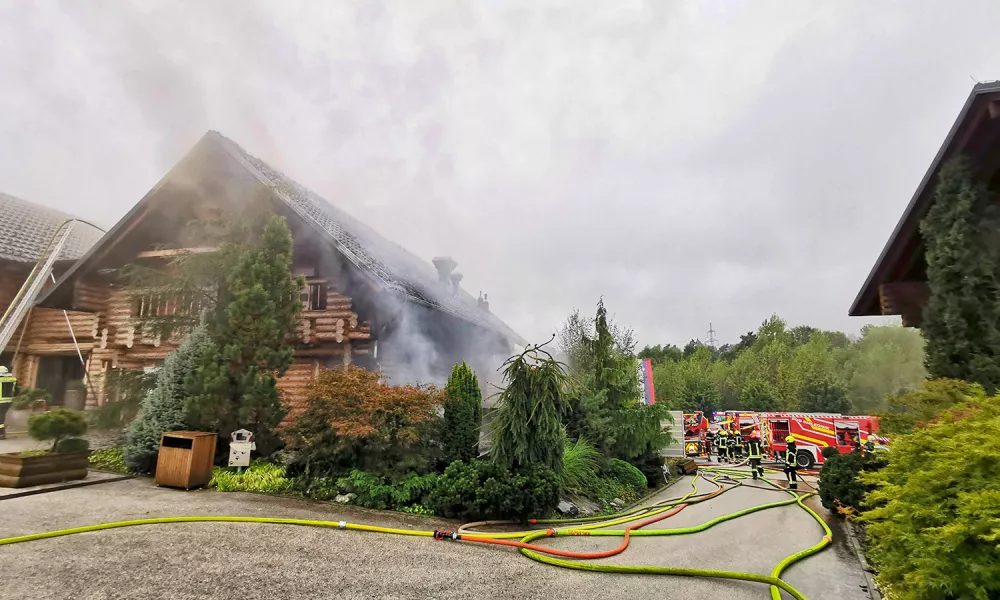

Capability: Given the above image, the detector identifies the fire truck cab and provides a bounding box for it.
[683,411,709,456]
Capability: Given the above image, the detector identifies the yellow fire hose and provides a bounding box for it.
[0,465,832,599]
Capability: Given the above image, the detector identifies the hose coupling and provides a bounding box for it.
[433,530,461,541]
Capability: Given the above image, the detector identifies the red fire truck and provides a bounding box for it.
[683,412,710,456]
[761,412,886,468]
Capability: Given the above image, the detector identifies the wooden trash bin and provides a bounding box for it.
[154,431,217,490]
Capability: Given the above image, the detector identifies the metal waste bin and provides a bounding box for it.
[154,431,217,489]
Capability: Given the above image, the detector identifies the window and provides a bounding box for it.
[301,282,327,311]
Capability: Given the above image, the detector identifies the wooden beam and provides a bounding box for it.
[878,281,929,328]
[136,247,218,258]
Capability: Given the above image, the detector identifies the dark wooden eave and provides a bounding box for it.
[849,81,1000,319]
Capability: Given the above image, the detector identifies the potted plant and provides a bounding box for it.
[6,388,50,433]
[0,408,90,488]
[64,379,87,411]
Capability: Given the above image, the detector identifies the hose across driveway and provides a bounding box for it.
[0,464,832,599]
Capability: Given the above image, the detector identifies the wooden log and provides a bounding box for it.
[313,332,345,343]
[293,347,347,357]
[348,332,372,340]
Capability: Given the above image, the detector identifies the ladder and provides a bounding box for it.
[0,220,76,353]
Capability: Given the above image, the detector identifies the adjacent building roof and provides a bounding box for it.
[0,192,104,264]
[213,132,526,345]
[849,81,1000,317]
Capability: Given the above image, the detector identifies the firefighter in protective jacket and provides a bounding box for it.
[717,429,729,463]
[783,435,799,491]
[746,430,764,479]
[0,366,15,441]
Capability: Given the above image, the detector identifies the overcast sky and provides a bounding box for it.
[1,1,997,348]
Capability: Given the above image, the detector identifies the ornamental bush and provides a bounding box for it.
[817,449,886,516]
[426,460,560,521]
[27,409,88,452]
[860,398,1000,599]
[441,362,482,464]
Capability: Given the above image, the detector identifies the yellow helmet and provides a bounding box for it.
[785,435,795,443]
[718,429,728,435]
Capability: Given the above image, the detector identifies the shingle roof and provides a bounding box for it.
[214,132,526,346]
[0,193,104,264]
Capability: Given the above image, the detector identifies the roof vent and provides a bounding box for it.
[478,292,490,312]
[432,256,457,283]
[449,272,463,296]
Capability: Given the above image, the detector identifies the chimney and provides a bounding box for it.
[449,272,463,296]
[432,256,457,283]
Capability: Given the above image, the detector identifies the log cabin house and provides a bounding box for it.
[0,193,104,405]
[850,81,1000,326]
[6,131,524,418]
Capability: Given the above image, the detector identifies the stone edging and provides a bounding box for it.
[843,519,883,600]
[0,474,133,501]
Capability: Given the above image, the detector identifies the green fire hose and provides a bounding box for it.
[0,464,832,599]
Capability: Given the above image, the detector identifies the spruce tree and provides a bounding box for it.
[490,339,566,472]
[185,216,303,456]
[442,362,482,464]
[123,325,213,473]
[920,156,1000,392]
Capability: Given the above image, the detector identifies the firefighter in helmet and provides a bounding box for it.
[783,435,799,491]
[717,428,729,463]
[746,430,764,479]
[0,366,15,441]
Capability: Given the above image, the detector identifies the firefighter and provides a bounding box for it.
[0,366,14,441]
[717,429,729,463]
[783,435,799,491]
[730,426,743,462]
[747,430,764,479]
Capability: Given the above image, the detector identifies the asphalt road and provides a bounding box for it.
[0,466,872,600]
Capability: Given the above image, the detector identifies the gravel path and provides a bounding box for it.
[0,468,872,600]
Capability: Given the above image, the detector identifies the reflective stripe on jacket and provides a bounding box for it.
[747,439,762,459]
[784,447,797,466]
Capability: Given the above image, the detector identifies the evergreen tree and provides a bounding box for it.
[185,216,303,456]
[741,380,778,412]
[491,339,567,472]
[920,156,1000,392]
[800,377,851,414]
[123,325,213,473]
[442,362,482,463]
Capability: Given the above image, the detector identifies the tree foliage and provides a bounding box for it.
[861,395,1000,599]
[183,216,303,457]
[920,156,1000,393]
[27,408,88,452]
[490,338,567,472]
[644,317,926,414]
[286,366,443,478]
[876,378,983,435]
[441,362,482,463]
[123,325,213,474]
[800,377,851,414]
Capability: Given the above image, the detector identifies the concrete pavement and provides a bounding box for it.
[0,466,871,599]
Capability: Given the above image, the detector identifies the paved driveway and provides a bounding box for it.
[0,467,871,599]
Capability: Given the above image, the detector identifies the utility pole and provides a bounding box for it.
[707,323,718,349]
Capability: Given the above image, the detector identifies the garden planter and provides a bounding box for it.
[0,451,90,488]
[63,390,86,412]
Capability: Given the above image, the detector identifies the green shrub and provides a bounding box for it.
[876,378,983,435]
[607,458,647,494]
[427,460,560,521]
[89,446,130,474]
[293,476,340,501]
[559,439,601,495]
[54,437,90,454]
[210,460,293,493]
[860,399,1000,599]
[442,362,482,464]
[27,409,88,452]
[399,504,434,516]
[11,388,49,411]
[817,450,886,516]
[124,326,211,474]
[336,470,438,510]
[632,453,668,488]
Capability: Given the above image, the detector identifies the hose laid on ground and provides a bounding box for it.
[0,465,831,599]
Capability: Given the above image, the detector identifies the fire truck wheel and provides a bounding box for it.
[795,450,815,469]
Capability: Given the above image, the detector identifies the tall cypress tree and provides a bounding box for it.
[920,156,1000,391]
[185,216,303,456]
[442,362,482,463]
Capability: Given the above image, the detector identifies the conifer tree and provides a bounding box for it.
[920,156,1000,391]
[185,216,303,456]
[442,362,482,464]
[123,325,213,473]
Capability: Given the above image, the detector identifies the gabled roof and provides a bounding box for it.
[849,81,1000,317]
[0,193,104,264]
[38,131,525,345]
